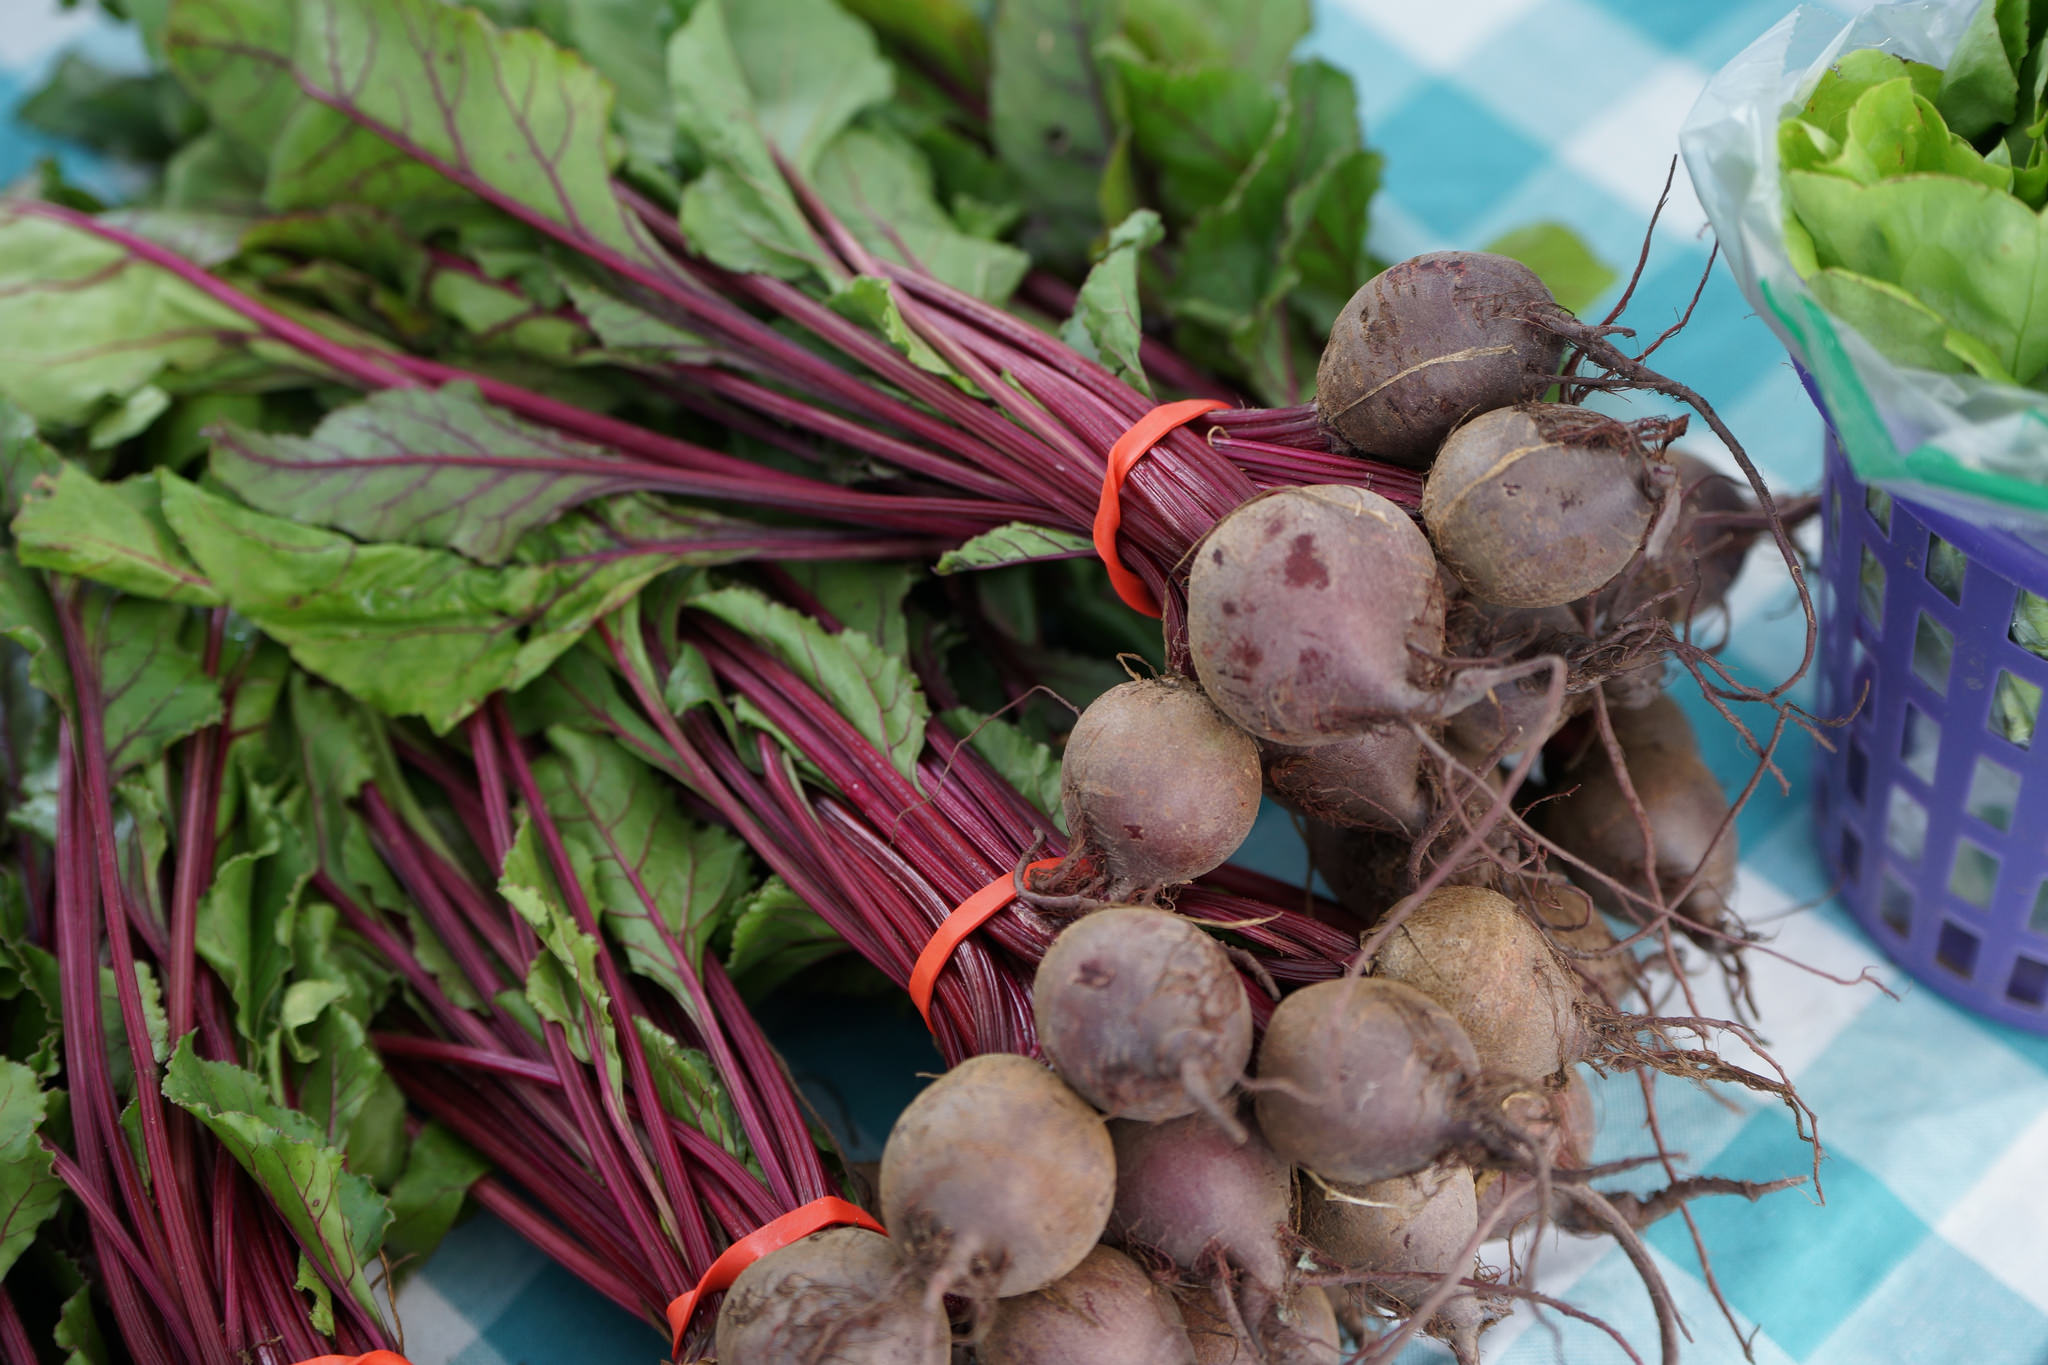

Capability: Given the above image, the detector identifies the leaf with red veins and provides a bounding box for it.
[208,382,667,565]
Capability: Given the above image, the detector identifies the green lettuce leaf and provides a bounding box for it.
[1937,0,2031,139]
[1786,170,2048,384]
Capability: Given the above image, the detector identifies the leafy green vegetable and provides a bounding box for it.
[499,816,621,1085]
[724,876,844,997]
[17,53,200,166]
[1781,7,2048,384]
[1119,0,1309,83]
[688,582,930,782]
[13,466,220,606]
[1061,210,1165,393]
[0,1060,64,1282]
[534,727,753,1013]
[0,209,269,430]
[207,383,655,564]
[157,474,685,732]
[382,1121,489,1268]
[989,0,1122,271]
[815,131,1031,302]
[942,707,1064,825]
[163,1036,394,1328]
[669,0,878,282]
[934,521,1094,574]
[632,1018,750,1162]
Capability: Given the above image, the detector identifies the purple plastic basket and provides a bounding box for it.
[1812,413,2048,1032]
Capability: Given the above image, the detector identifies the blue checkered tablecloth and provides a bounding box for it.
[10,2,2048,1361]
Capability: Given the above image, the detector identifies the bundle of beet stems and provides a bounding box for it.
[0,570,420,1362]
[0,0,1860,1360]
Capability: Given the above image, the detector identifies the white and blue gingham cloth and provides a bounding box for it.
[10,3,2046,1361]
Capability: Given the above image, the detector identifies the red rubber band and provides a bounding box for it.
[1093,399,1230,617]
[293,1354,413,1365]
[907,858,1062,1029]
[666,1197,886,1352]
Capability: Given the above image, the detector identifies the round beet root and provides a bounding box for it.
[1375,886,1590,1082]
[1315,252,1566,467]
[982,1245,1197,1365]
[1422,404,1663,610]
[1177,1289,1252,1364]
[1252,977,1480,1185]
[1527,876,1639,1005]
[1107,1110,1293,1302]
[1059,677,1261,898]
[1300,1165,1492,1364]
[1034,908,1252,1122]
[714,1226,947,1365]
[1188,485,1446,745]
[1259,1286,1342,1365]
[1261,725,1426,833]
[879,1054,1115,1302]
[1598,449,1757,625]
[1535,694,1738,944]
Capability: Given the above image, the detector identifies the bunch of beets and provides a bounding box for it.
[706,251,1820,1365]
[0,1,1837,1361]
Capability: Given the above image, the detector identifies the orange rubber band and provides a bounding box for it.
[1093,399,1230,617]
[907,858,1061,1029]
[293,1354,413,1365]
[666,1197,885,1352]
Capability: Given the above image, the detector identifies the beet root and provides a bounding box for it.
[1055,676,1262,898]
[1597,449,1758,625]
[1315,252,1567,467]
[1107,1109,1293,1312]
[1422,404,1665,610]
[981,1244,1196,1365]
[1527,876,1639,1005]
[1176,1285,1338,1365]
[1034,907,1253,1123]
[1252,977,1481,1185]
[1536,694,1739,947]
[1261,725,1426,833]
[1374,886,1591,1083]
[1300,1163,1495,1365]
[713,1226,948,1365]
[878,1054,1115,1303]
[1187,485,1446,744]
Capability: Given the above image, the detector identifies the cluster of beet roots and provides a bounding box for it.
[707,226,1840,1365]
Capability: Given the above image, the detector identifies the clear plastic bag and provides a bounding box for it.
[1680,0,2048,536]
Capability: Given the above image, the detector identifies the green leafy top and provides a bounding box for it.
[1779,3,2048,387]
